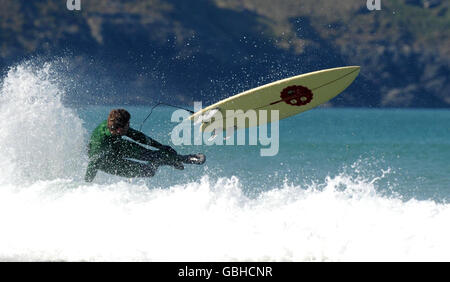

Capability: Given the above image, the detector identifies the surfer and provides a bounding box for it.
[85,109,205,182]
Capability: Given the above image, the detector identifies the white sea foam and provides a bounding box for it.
[0,175,450,261]
[0,61,87,184]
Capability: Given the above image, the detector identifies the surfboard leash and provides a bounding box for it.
[139,102,195,131]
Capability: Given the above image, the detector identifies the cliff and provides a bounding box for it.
[1,0,449,107]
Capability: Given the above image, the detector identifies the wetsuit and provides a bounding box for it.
[85,120,179,182]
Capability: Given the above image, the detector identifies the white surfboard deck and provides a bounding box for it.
[189,66,360,132]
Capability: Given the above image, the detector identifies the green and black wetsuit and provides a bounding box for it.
[85,121,179,182]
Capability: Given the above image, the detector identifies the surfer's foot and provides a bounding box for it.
[180,153,206,165]
[173,161,184,170]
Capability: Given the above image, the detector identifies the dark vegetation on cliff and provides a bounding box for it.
[1,0,449,107]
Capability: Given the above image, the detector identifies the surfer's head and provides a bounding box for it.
[108,109,130,136]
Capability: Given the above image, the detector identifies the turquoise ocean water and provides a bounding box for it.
[0,62,449,261]
[79,106,450,202]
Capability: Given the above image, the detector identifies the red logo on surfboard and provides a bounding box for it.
[271,85,313,106]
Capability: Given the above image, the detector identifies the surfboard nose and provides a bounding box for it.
[314,66,360,86]
[332,66,360,86]
[347,66,361,76]
[345,66,361,82]
[341,66,360,74]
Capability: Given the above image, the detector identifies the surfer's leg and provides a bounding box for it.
[98,158,156,178]
[139,149,205,169]
[140,149,184,170]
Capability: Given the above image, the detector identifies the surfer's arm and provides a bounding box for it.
[85,158,100,182]
[146,137,177,155]
[127,128,177,154]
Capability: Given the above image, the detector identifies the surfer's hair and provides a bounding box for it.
[108,109,130,130]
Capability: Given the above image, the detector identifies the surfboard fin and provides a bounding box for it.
[207,128,218,142]
[195,108,219,125]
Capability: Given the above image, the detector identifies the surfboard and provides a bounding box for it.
[189,66,360,132]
